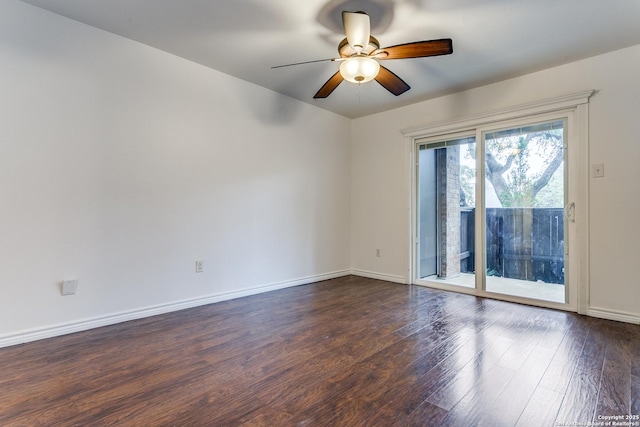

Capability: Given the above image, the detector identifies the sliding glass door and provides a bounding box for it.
[482,120,566,303]
[415,118,568,305]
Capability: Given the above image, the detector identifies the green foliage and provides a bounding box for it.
[460,145,476,207]
[485,129,564,208]
[532,167,564,207]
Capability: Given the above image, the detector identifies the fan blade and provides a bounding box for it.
[271,58,342,69]
[313,71,344,99]
[375,65,410,96]
[374,39,453,60]
[342,11,370,52]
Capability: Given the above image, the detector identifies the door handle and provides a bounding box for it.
[566,202,576,222]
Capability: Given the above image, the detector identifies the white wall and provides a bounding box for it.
[0,1,351,343]
[351,44,640,322]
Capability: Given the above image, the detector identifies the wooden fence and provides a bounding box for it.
[460,208,564,284]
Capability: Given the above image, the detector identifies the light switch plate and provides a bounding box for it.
[592,163,605,178]
[61,279,78,296]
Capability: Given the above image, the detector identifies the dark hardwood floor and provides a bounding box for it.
[1,275,638,426]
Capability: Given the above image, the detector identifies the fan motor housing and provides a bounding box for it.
[338,36,380,57]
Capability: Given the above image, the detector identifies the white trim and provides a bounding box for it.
[350,269,407,284]
[406,136,416,285]
[475,126,487,293]
[575,102,590,315]
[0,270,350,349]
[588,307,640,325]
[403,90,595,138]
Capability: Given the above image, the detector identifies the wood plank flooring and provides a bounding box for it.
[0,275,638,426]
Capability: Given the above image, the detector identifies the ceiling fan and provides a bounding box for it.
[273,11,453,99]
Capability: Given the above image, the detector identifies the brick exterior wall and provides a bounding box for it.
[436,147,461,277]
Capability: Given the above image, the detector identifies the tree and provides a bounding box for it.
[484,130,563,207]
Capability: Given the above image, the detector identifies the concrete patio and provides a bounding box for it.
[422,272,565,303]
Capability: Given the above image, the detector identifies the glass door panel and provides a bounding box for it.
[417,136,476,288]
[482,120,566,303]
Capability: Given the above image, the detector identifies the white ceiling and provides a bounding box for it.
[20,0,640,118]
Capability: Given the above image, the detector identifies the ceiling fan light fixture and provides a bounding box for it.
[339,56,380,83]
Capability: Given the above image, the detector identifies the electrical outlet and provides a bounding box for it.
[61,279,78,296]
[195,260,204,273]
[376,248,381,257]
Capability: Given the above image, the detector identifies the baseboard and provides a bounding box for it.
[350,269,407,284]
[12,270,635,349]
[0,269,351,349]
[588,306,640,325]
